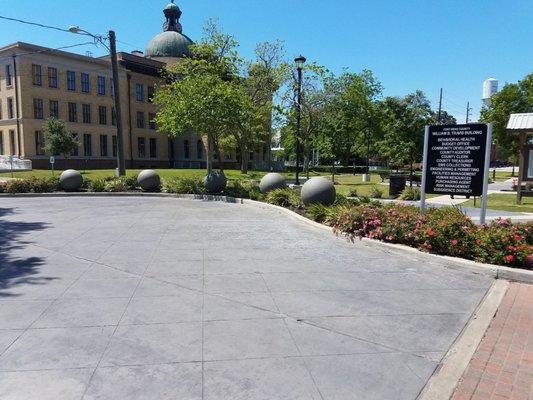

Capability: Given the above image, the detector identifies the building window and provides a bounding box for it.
[83,134,92,156]
[136,84,144,102]
[100,134,108,157]
[138,137,146,158]
[49,100,59,118]
[7,98,14,119]
[184,140,190,159]
[112,135,117,157]
[32,64,42,86]
[97,76,106,95]
[149,138,157,158]
[98,106,108,125]
[148,86,155,103]
[148,113,156,130]
[111,107,116,126]
[71,133,79,156]
[33,99,44,119]
[82,104,91,124]
[81,73,90,93]
[136,111,145,129]
[68,102,77,122]
[48,67,58,88]
[5,65,12,86]
[110,78,115,97]
[197,140,203,159]
[35,131,45,155]
[9,130,15,154]
[67,71,76,91]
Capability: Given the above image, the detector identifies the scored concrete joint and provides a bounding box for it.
[204,170,227,193]
[137,169,161,192]
[59,169,83,192]
[259,173,287,194]
[301,176,336,206]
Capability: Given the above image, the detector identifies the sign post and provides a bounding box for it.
[420,123,492,224]
[49,156,55,177]
[8,155,13,178]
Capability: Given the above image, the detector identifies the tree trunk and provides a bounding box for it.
[332,160,335,184]
[240,142,248,174]
[304,153,309,179]
[206,134,213,174]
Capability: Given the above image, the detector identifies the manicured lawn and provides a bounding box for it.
[0,168,327,182]
[492,170,518,182]
[462,194,533,214]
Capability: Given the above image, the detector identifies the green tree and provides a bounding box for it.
[377,91,433,173]
[481,73,533,160]
[42,117,78,160]
[154,21,244,173]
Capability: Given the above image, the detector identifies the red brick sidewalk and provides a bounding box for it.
[452,282,533,400]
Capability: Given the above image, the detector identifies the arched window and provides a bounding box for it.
[184,140,190,159]
[197,140,203,159]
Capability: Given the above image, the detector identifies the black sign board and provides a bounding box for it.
[424,124,489,196]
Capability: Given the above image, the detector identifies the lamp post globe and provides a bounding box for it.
[294,54,306,186]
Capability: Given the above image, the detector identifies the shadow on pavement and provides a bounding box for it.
[0,207,51,298]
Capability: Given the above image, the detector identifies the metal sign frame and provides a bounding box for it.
[420,123,493,224]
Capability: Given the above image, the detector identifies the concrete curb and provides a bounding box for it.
[2,191,532,284]
[417,280,510,400]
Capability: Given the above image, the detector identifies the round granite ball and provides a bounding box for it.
[204,170,227,193]
[137,169,161,192]
[259,173,287,194]
[59,169,83,192]
[301,176,336,206]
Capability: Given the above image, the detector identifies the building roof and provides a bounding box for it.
[507,113,533,133]
[146,1,193,59]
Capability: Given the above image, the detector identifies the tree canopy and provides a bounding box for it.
[42,117,78,159]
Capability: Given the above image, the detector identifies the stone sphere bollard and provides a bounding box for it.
[301,176,336,206]
[259,173,287,194]
[137,169,161,192]
[203,170,227,193]
[59,169,83,192]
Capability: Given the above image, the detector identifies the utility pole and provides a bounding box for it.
[466,102,471,124]
[294,55,306,185]
[437,88,443,124]
[109,31,126,176]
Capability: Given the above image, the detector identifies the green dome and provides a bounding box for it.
[146,30,193,58]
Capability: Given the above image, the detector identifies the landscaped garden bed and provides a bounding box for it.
[1,174,531,270]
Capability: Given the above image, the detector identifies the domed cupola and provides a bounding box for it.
[146,0,194,59]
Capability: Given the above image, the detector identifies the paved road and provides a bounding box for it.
[0,197,493,400]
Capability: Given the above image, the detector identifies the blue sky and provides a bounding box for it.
[0,0,532,121]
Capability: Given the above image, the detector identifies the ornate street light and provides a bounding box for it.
[294,55,306,185]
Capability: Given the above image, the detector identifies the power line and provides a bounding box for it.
[0,42,97,63]
[0,15,72,34]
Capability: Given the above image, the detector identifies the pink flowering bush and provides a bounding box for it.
[328,204,533,269]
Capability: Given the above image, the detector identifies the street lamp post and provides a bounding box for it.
[69,26,126,176]
[294,55,306,186]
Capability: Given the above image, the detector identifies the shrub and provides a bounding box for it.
[3,177,58,193]
[475,219,533,268]
[104,178,128,193]
[122,175,139,191]
[27,177,59,193]
[307,203,351,224]
[224,180,261,200]
[370,186,383,199]
[347,188,358,197]
[4,179,31,193]
[420,207,477,258]
[163,177,205,195]
[265,188,301,208]
[399,187,421,201]
[89,178,106,192]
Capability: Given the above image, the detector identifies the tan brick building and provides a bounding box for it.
[0,1,269,170]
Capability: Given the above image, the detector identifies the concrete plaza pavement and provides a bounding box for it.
[0,197,494,399]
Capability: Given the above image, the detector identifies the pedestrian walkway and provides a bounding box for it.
[451,283,533,400]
